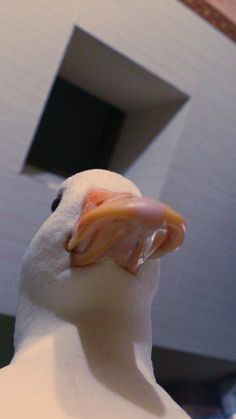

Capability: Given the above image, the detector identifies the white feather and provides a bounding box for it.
[0,169,190,418]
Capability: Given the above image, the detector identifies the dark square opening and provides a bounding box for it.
[23,27,188,182]
[25,77,125,177]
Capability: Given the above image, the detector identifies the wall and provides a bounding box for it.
[0,0,235,363]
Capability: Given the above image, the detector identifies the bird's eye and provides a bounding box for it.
[51,192,62,213]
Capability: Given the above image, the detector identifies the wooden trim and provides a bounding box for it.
[178,0,236,42]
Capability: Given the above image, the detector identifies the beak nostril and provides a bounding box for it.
[82,190,112,214]
[81,189,134,221]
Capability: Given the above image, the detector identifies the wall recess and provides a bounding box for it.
[23,27,187,180]
[25,77,124,177]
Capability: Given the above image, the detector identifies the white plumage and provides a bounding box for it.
[0,169,189,418]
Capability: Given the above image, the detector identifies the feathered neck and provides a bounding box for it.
[11,260,167,417]
[13,260,158,376]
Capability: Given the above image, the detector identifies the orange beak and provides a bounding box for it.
[66,189,186,274]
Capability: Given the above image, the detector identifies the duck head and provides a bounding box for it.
[19,169,186,320]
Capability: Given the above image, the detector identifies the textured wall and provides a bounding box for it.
[0,0,235,362]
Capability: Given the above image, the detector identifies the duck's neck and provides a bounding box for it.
[13,292,154,382]
[14,260,159,382]
[12,261,163,417]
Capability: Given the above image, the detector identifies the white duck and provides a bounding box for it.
[0,169,190,419]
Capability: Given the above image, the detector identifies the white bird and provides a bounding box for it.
[0,169,190,419]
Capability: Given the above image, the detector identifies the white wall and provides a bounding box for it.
[0,0,235,362]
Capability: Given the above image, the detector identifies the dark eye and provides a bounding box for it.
[51,192,62,213]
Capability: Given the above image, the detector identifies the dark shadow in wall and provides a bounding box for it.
[0,314,15,368]
[24,77,125,178]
